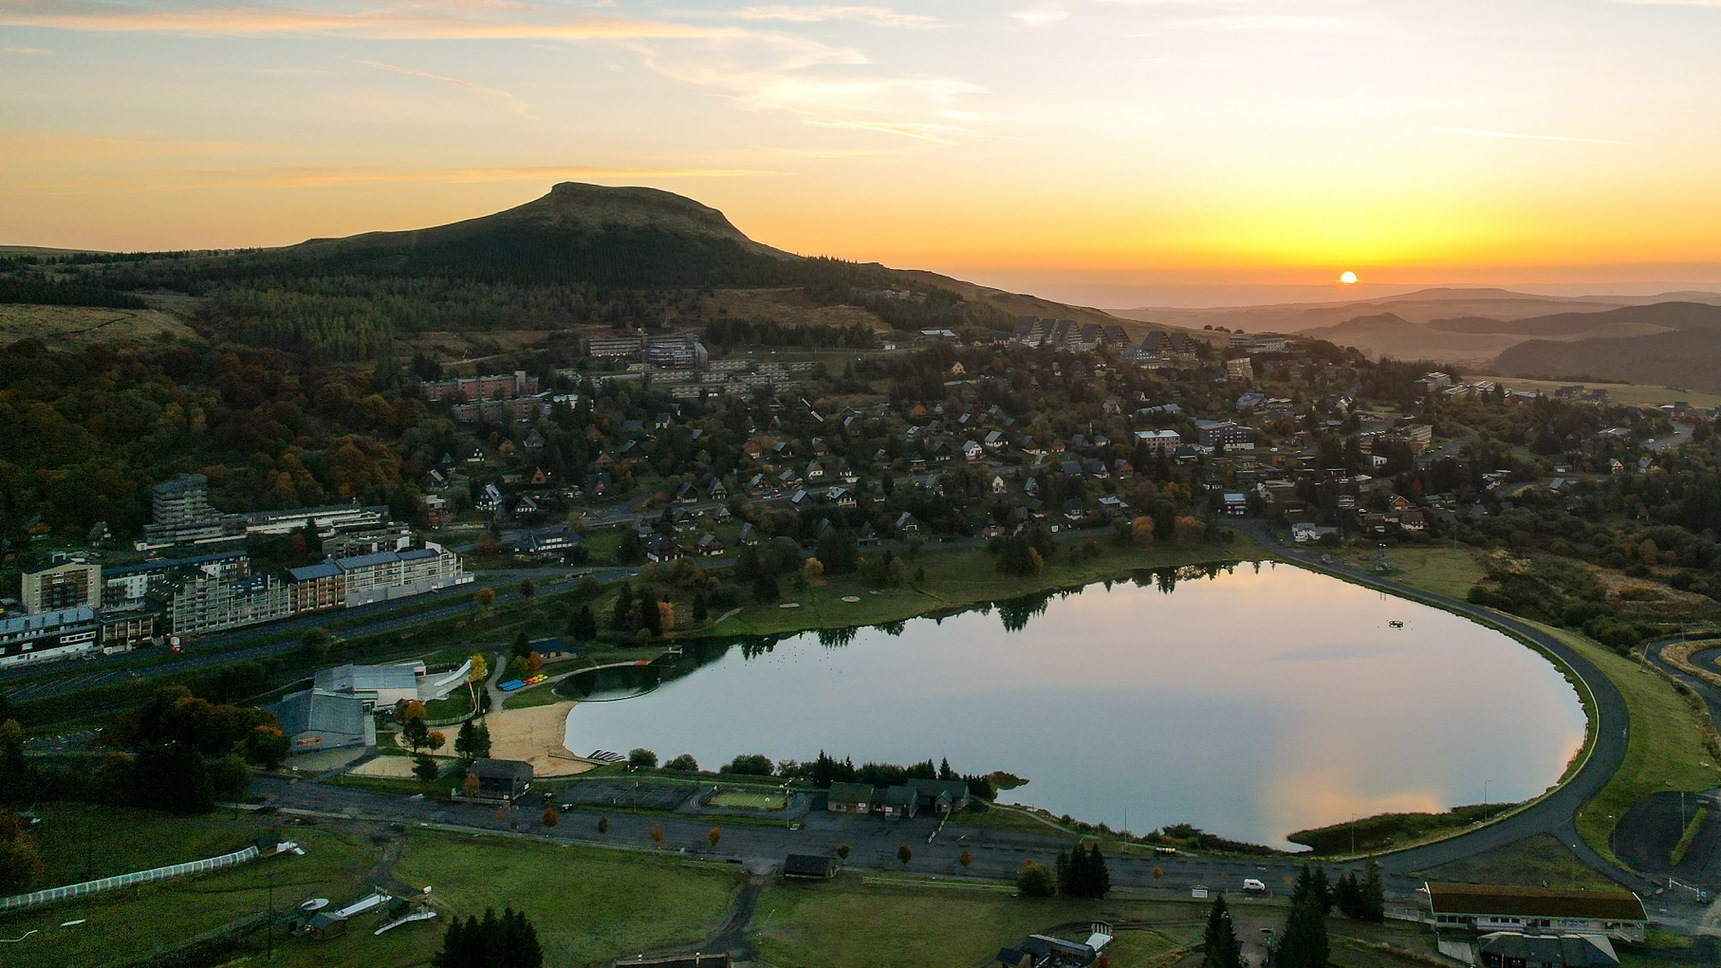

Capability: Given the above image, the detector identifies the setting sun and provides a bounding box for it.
[1340,271,1359,285]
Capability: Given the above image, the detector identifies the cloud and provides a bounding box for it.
[1427,126,1633,146]
[2,45,49,53]
[0,0,987,145]
[1010,7,1069,27]
[8,164,781,195]
[0,0,732,41]
[359,60,533,118]
[732,6,941,28]
[1163,14,1385,35]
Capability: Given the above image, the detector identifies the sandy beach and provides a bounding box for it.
[484,699,598,777]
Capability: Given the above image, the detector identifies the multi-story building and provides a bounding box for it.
[137,474,245,550]
[1134,429,1182,454]
[166,573,294,637]
[103,551,250,608]
[420,370,537,403]
[21,560,101,614]
[286,561,346,615]
[334,545,468,607]
[0,607,101,668]
[243,502,392,537]
[1194,419,1258,451]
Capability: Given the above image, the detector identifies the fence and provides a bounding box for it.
[0,845,262,913]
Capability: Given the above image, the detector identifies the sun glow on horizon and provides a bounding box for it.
[1340,271,1359,285]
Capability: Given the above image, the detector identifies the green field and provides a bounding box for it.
[0,819,378,968]
[1414,833,1619,892]
[1537,624,1721,863]
[0,303,195,347]
[752,875,1441,968]
[391,831,744,966]
[1366,546,1489,600]
[708,789,787,811]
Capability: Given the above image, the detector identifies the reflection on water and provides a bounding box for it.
[562,562,1586,847]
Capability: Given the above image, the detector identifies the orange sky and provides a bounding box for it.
[5,1,1721,306]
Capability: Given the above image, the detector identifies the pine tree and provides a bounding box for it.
[1360,858,1386,922]
[1277,899,1330,968]
[1310,864,1333,916]
[1201,894,1240,968]
[1087,843,1110,898]
[611,583,634,629]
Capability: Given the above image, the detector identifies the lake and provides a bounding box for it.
[561,562,1587,847]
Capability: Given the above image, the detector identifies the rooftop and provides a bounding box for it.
[1426,883,1647,922]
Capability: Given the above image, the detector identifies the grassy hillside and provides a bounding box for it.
[1493,310,1721,393]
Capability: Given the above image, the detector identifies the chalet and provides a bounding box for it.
[696,533,725,557]
[826,782,875,814]
[476,484,503,512]
[706,478,729,501]
[828,486,857,509]
[906,778,970,816]
[992,475,1008,495]
[645,536,684,562]
[984,430,1006,450]
[857,522,880,547]
[895,513,923,536]
[522,429,545,451]
[1096,495,1129,516]
[465,759,534,802]
[873,785,919,819]
[738,523,760,546]
[675,482,699,504]
[806,459,827,481]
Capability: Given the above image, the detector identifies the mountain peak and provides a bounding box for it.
[488,182,776,252]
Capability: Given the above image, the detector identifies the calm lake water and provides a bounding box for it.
[561,563,1586,847]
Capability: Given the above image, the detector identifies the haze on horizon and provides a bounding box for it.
[5,0,1721,308]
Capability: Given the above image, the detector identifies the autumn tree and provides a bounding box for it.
[959,849,973,870]
[474,587,496,608]
[519,578,536,598]
[835,843,851,861]
[707,827,722,847]
[467,654,489,683]
[462,773,480,797]
[649,825,665,843]
[0,811,45,894]
[897,843,913,865]
[597,816,609,834]
[541,808,559,828]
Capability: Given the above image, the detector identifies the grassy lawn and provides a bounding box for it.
[28,802,289,887]
[423,682,476,722]
[707,790,786,810]
[1369,546,1489,600]
[1534,624,1721,863]
[0,821,378,968]
[752,874,1209,968]
[710,536,1259,638]
[1413,833,1619,892]
[502,683,567,709]
[391,831,745,966]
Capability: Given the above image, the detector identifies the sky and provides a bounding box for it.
[4,0,1721,307]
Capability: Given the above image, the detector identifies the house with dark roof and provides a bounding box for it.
[826,782,874,814]
[873,785,919,819]
[1425,882,1648,943]
[1477,931,1619,968]
[782,854,837,880]
[464,758,534,801]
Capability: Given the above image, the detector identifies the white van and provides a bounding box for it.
[1242,878,1267,894]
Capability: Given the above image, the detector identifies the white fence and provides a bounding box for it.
[0,845,262,913]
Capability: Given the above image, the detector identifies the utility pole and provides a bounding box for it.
[265,868,274,961]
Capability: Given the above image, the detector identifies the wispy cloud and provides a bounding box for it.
[1,45,49,53]
[0,0,730,41]
[1164,14,1385,35]
[1427,126,1633,146]
[732,6,941,29]
[359,60,533,118]
[1010,7,1069,27]
[8,165,781,195]
[1611,0,1721,6]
